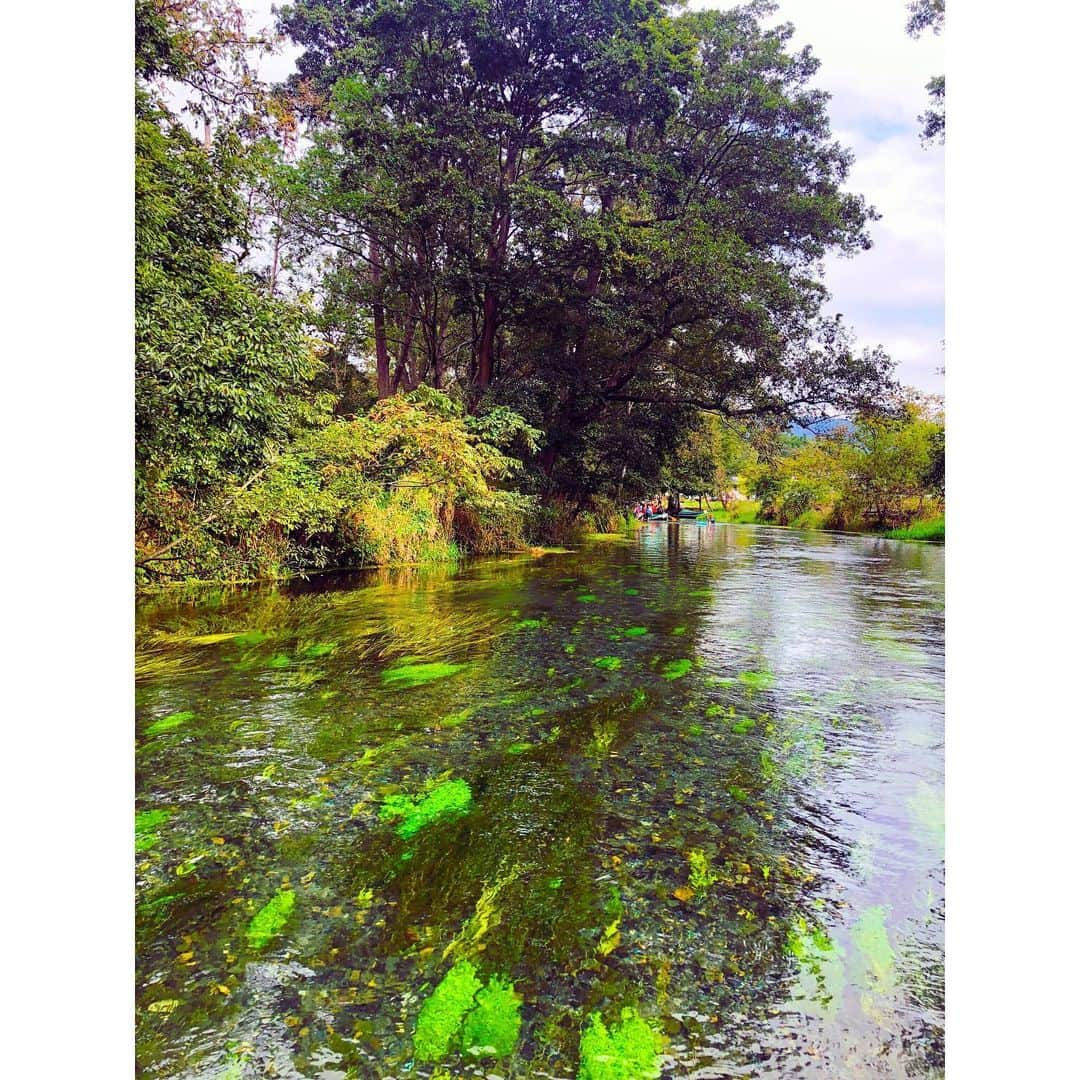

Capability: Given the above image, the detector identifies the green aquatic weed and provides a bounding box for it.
[135,808,171,852]
[687,849,718,893]
[687,723,703,736]
[383,660,468,687]
[136,809,171,834]
[232,630,268,646]
[145,711,193,736]
[852,905,895,983]
[594,656,623,671]
[441,707,475,728]
[731,717,756,734]
[786,916,845,1015]
[460,975,522,1059]
[661,659,692,680]
[624,588,639,596]
[564,642,578,655]
[298,642,337,658]
[578,594,598,603]
[246,889,295,950]
[414,960,483,1061]
[514,618,544,630]
[379,778,473,839]
[738,670,774,692]
[623,626,649,637]
[266,653,292,669]
[908,781,945,856]
[578,1007,662,1080]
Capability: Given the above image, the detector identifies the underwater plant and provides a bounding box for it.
[383,660,468,687]
[144,711,193,736]
[414,961,522,1062]
[687,849,719,893]
[379,778,473,839]
[246,889,295,950]
[738,670,774,692]
[660,659,692,680]
[578,1007,662,1080]
[414,960,484,1061]
[460,975,522,1058]
[135,808,171,852]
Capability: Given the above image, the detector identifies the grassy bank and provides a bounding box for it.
[697,502,944,543]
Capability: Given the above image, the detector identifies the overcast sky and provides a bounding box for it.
[246,0,944,395]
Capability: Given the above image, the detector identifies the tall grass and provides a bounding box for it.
[882,516,945,542]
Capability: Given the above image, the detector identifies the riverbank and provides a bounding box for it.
[700,501,945,543]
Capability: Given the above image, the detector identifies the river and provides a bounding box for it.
[135,522,944,1078]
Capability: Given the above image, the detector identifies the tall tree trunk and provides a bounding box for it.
[370,237,391,398]
[475,144,518,401]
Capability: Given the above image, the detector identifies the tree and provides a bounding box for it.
[906,0,944,144]
[275,0,895,492]
[135,2,327,570]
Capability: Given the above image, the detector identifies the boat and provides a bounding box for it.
[645,512,669,521]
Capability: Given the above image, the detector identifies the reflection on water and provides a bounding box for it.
[136,523,944,1078]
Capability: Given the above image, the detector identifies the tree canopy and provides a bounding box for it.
[275,0,894,488]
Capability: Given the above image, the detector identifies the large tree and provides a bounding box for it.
[275,0,894,487]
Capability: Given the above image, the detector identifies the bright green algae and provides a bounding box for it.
[383,660,468,687]
[578,1007,662,1080]
[135,808,171,852]
[414,961,522,1062]
[379,778,473,839]
[661,659,692,680]
[461,975,522,1058]
[414,960,483,1061]
[144,711,193,736]
[246,889,295,950]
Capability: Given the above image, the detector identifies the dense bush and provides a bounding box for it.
[138,390,542,582]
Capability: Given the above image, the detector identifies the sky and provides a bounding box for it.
[244,0,945,395]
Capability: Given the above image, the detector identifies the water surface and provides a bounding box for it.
[136,523,944,1078]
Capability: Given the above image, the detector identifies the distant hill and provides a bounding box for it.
[789,416,854,438]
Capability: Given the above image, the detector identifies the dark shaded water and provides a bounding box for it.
[135,523,944,1079]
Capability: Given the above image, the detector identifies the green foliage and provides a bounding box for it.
[748,396,944,532]
[280,0,892,504]
[578,1007,662,1080]
[460,976,523,1059]
[413,961,483,1062]
[231,390,530,575]
[593,656,623,672]
[379,779,473,839]
[135,94,327,580]
[246,889,296,949]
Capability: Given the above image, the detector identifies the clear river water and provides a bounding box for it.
[135,521,944,1079]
